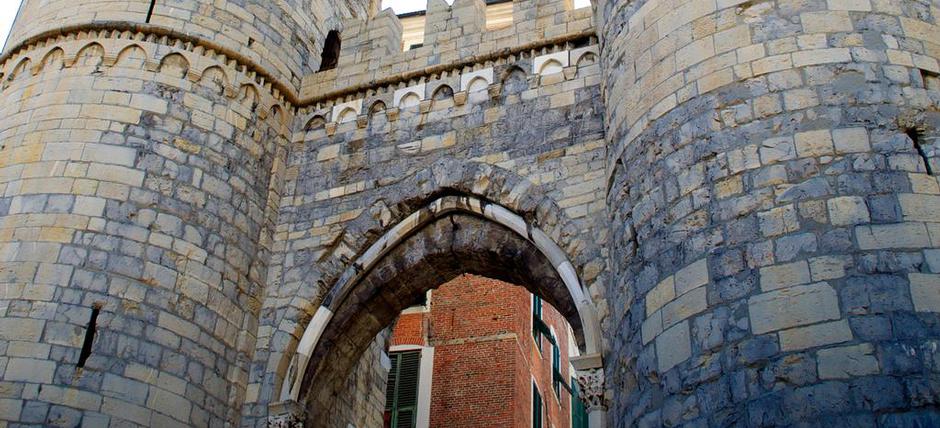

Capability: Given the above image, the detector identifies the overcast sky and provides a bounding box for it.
[0,0,588,51]
[0,0,21,52]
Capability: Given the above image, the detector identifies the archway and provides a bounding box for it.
[276,195,607,427]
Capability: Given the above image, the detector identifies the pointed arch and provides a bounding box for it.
[39,48,64,72]
[10,57,31,80]
[368,100,386,119]
[114,44,148,69]
[74,42,105,67]
[431,84,454,101]
[281,194,605,425]
[305,115,327,131]
[467,76,489,93]
[335,106,357,123]
[538,58,564,75]
[500,66,528,97]
[158,53,190,78]
[259,159,607,427]
[399,92,421,108]
[198,65,230,93]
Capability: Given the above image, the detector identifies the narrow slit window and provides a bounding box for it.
[77,305,101,368]
[318,30,341,72]
[908,128,934,176]
[923,69,940,92]
[146,0,157,23]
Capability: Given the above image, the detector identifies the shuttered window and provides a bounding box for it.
[552,343,561,397]
[533,382,543,428]
[532,295,543,351]
[571,378,589,428]
[385,351,421,428]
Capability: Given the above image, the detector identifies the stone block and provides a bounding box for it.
[642,310,663,345]
[662,287,707,328]
[809,256,847,281]
[759,137,796,165]
[898,194,940,222]
[794,130,834,158]
[656,321,691,373]
[0,318,45,341]
[856,223,930,250]
[147,387,192,422]
[675,259,709,296]
[827,0,872,11]
[827,196,870,226]
[749,282,841,334]
[760,261,811,291]
[778,319,853,351]
[909,273,940,313]
[801,11,854,33]
[646,276,675,315]
[817,343,880,379]
[832,128,870,154]
[5,358,56,384]
[759,204,800,237]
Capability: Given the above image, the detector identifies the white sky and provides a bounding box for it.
[382,0,589,15]
[0,0,22,52]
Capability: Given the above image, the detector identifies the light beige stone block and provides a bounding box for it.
[779,319,853,351]
[827,196,870,226]
[795,130,834,157]
[662,287,707,327]
[909,273,940,313]
[760,260,811,291]
[898,194,940,222]
[832,127,870,154]
[749,282,841,334]
[656,320,691,372]
[856,223,930,250]
[675,258,709,296]
[647,276,675,315]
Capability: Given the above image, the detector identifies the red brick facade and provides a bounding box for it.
[389,274,573,428]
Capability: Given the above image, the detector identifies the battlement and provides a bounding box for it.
[300,0,594,107]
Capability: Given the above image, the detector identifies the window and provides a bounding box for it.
[384,351,421,428]
[571,378,589,428]
[318,30,341,72]
[533,381,543,428]
[532,294,543,351]
[552,342,561,397]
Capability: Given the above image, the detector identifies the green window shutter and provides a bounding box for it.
[384,351,421,428]
[533,382,543,428]
[571,378,589,428]
[552,344,561,396]
[532,295,543,351]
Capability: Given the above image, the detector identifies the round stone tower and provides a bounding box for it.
[598,0,940,425]
[0,0,367,426]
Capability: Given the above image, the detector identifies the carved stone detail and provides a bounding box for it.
[267,400,306,428]
[576,368,607,411]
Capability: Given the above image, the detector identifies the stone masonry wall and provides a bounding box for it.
[599,0,940,425]
[244,1,611,423]
[0,27,293,427]
[325,328,390,428]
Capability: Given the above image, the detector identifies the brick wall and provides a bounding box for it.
[385,274,573,428]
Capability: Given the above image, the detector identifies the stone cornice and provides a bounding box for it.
[1,23,597,111]
[0,22,302,106]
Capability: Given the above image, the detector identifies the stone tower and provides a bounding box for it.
[0,0,371,426]
[0,0,937,426]
[598,0,940,425]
